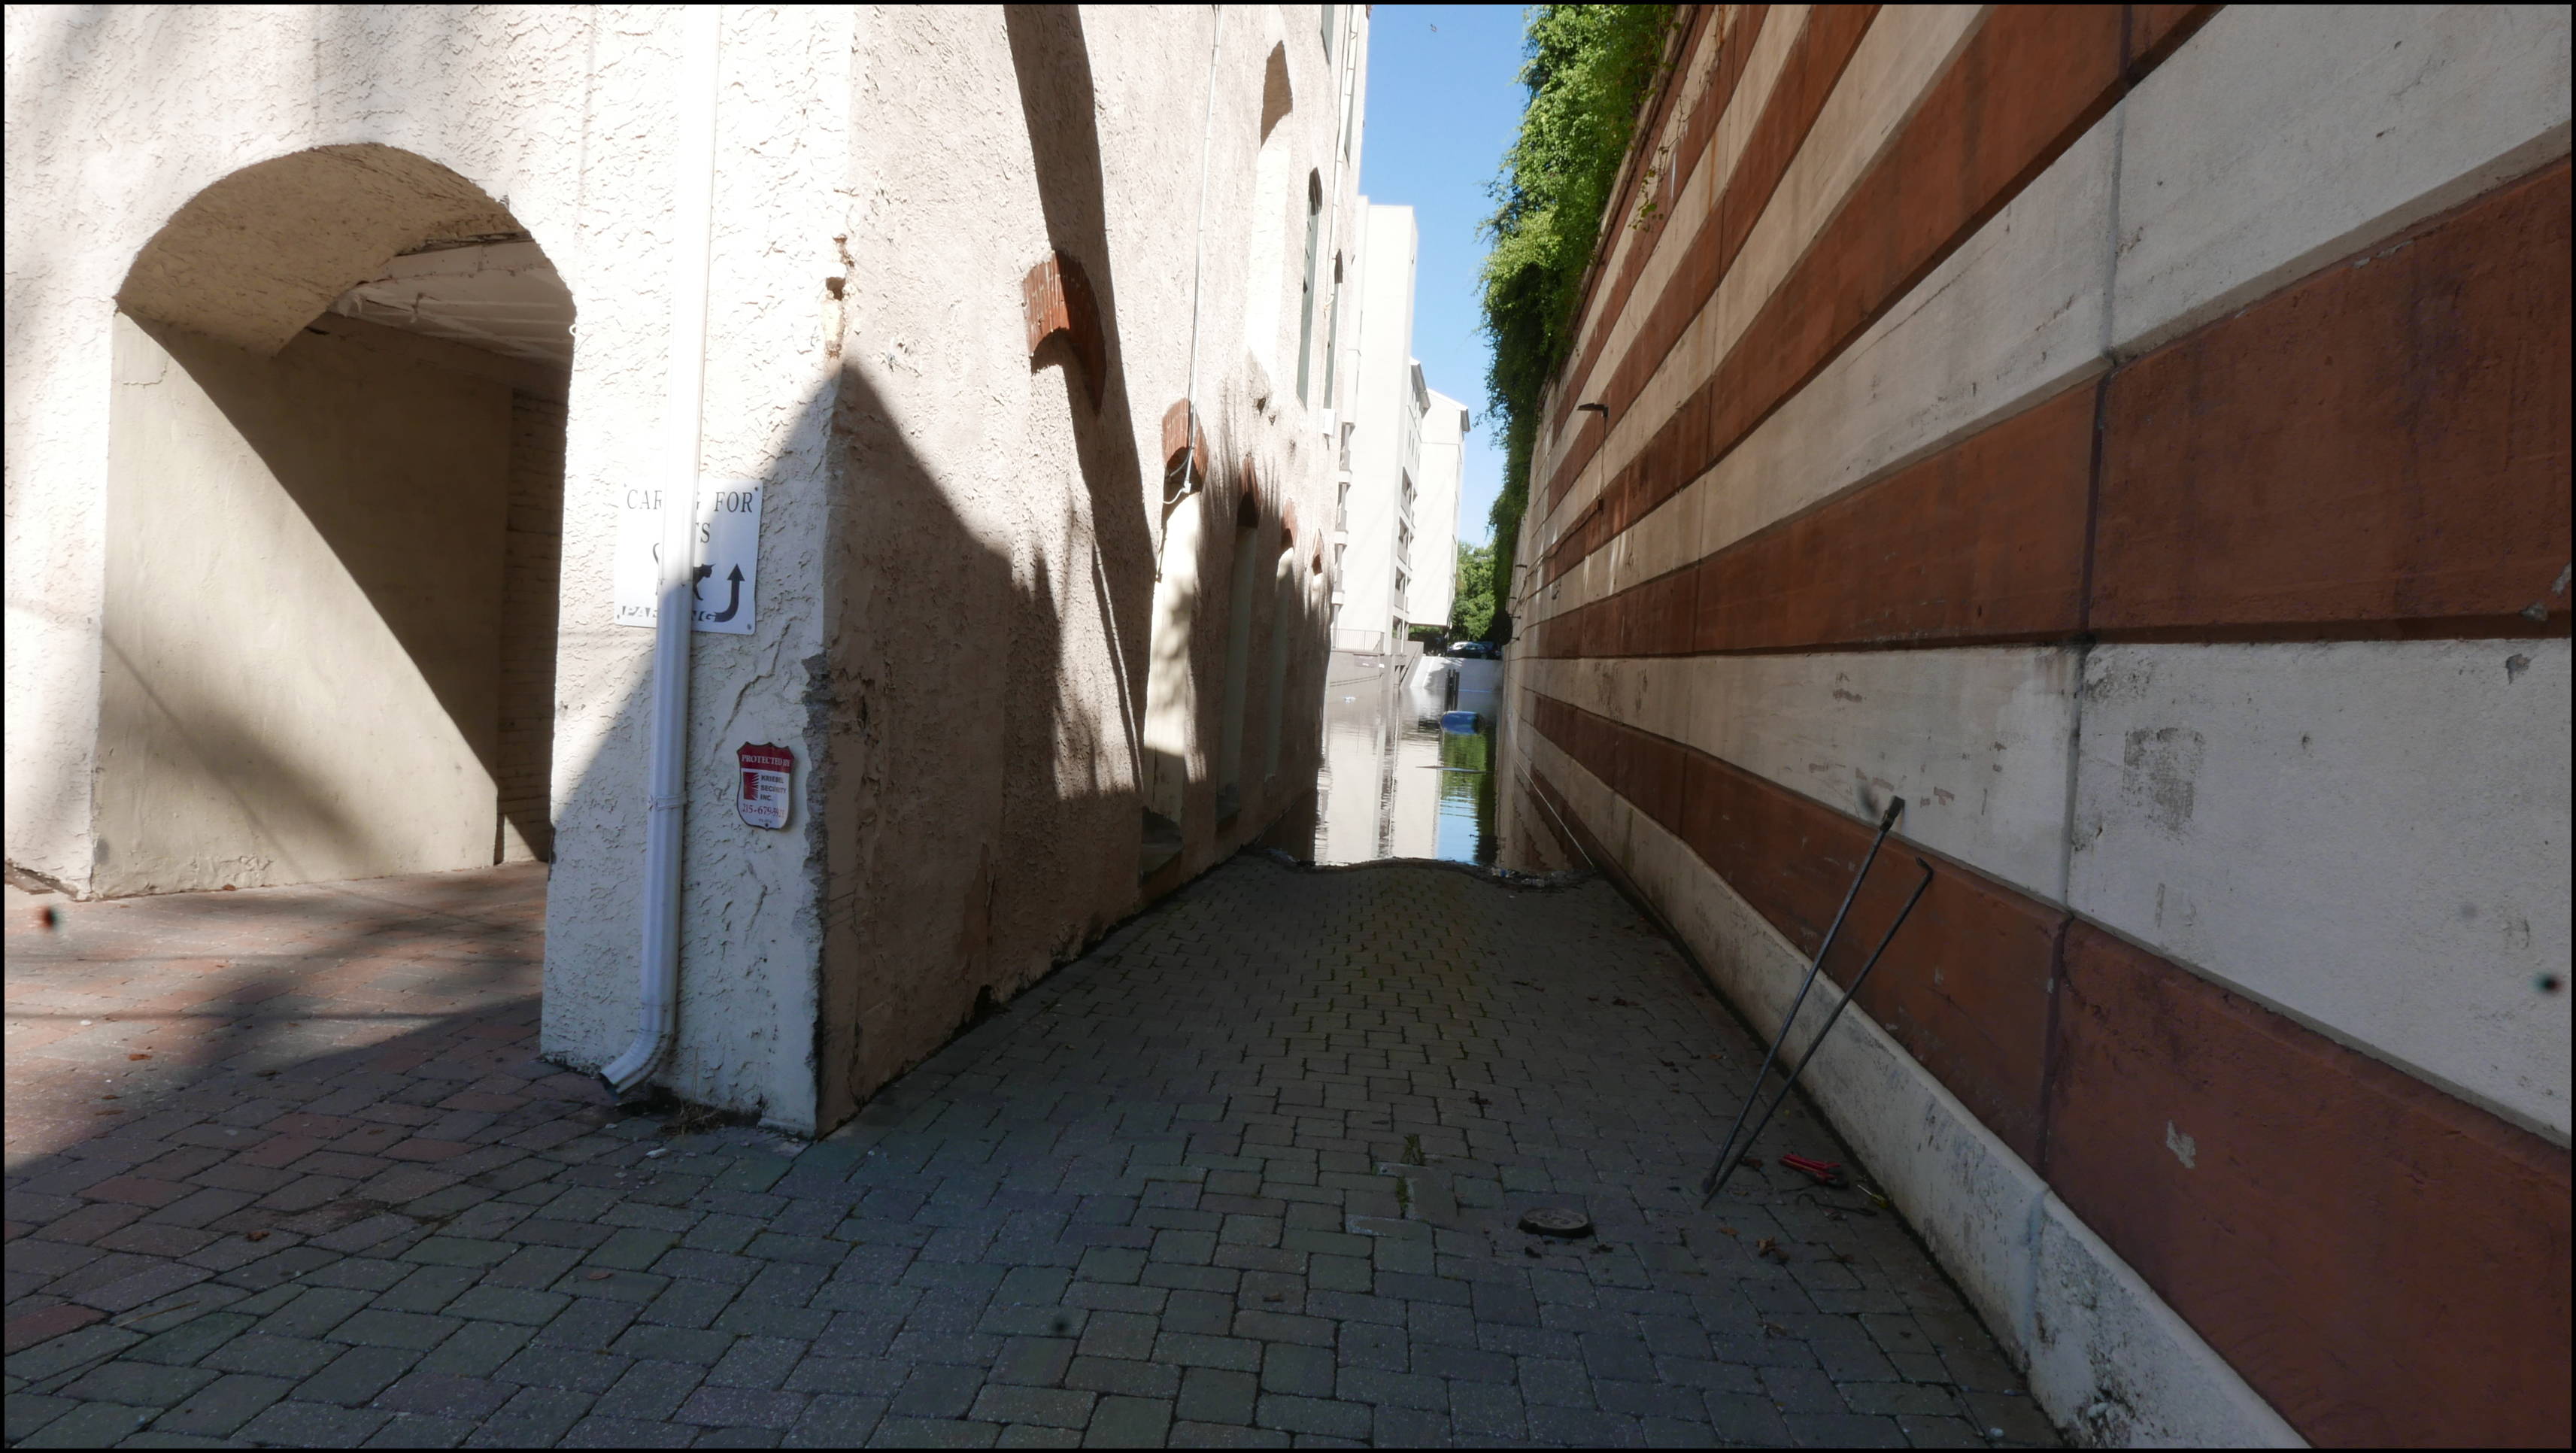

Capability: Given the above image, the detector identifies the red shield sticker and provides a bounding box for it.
[736,742,793,830]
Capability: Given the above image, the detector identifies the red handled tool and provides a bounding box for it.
[1777,1154,1846,1188]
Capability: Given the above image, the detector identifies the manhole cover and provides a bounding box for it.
[1518,1206,1594,1238]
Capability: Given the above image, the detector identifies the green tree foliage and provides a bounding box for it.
[1450,541,1497,640]
[1478,5,1676,615]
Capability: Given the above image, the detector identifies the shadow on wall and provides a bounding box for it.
[132,320,562,863]
[1004,4,1154,582]
[1003,2,1161,850]
[813,7,1334,1124]
[814,308,1331,1128]
[63,75,1335,1127]
[96,145,569,897]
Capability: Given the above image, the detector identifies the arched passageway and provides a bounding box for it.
[99,144,573,895]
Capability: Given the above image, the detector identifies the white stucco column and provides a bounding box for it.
[536,8,856,1133]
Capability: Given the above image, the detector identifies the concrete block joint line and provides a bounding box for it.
[5,860,2065,1448]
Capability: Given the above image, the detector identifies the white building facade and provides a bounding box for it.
[1325,201,1466,654]
[1407,388,1469,635]
[1328,202,1419,653]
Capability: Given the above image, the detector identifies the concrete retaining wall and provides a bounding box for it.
[1497,5,2571,1444]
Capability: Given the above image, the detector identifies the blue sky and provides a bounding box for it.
[1360,5,1529,548]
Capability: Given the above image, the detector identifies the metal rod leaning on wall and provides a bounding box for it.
[1701,856,1935,1206]
[1697,798,1906,1198]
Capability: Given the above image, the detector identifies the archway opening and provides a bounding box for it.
[1138,487,1203,879]
[1261,517,1300,783]
[98,144,573,896]
[1215,481,1264,820]
[1296,171,1324,403]
[1242,42,1296,384]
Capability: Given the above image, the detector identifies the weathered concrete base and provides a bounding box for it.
[1521,730,2305,1448]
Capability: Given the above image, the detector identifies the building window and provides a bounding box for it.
[1216,496,1262,821]
[1320,255,1343,408]
[1320,5,1336,61]
[1296,173,1323,405]
[1245,46,1294,374]
[1262,538,1298,780]
[1341,44,1358,158]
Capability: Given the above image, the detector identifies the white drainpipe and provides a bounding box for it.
[605,5,722,1098]
[1174,2,1224,517]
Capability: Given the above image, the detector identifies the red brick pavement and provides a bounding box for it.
[3,866,608,1359]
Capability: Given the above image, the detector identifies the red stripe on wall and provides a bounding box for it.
[2094,159,2573,639]
[2124,3,2220,76]
[1530,152,2574,659]
[2050,921,2573,1447]
[1527,693,2574,1448]
[1541,5,2135,563]
[1543,5,1878,518]
[1529,381,2095,660]
[1522,764,1599,875]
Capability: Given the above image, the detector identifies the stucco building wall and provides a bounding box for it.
[813,4,1368,1121]
[1496,5,2570,1445]
[499,390,567,864]
[8,5,1364,1136]
[8,4,854,1129]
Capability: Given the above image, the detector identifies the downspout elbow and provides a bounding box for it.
[602,793,688,1097]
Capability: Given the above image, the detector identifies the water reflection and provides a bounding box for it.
[1313,649,1500,866]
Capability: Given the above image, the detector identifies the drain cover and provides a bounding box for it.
[1518,1206,1594,1238]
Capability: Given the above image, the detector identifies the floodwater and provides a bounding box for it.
[1312,649,1502,866]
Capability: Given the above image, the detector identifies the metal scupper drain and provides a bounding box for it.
[1517,1206,1594,1238]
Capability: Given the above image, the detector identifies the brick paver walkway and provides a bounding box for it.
[6,858,2056,1448]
